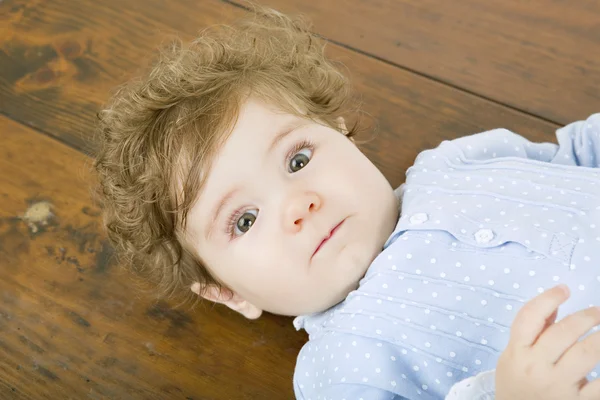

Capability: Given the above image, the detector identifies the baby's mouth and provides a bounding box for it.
[312,219,346,259]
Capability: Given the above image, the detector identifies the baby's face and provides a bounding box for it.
[186,98,399,316]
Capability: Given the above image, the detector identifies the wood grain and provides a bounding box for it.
[255,0,600,125]
[1,0,562,188]
[0,115,306,399]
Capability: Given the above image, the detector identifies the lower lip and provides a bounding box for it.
[313,219,345,258]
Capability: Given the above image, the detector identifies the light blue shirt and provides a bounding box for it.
[293,114,600,400]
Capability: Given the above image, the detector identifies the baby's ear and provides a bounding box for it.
[336,116,348,134]
[191,283,263,319]
[336,116,354,143]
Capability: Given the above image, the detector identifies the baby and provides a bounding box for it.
[93,4,600,400]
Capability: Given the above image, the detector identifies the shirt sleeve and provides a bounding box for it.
[446,113,600,168]
[445,369,496,400]
[551,113,600,167]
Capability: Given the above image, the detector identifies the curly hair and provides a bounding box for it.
[92,3,366,308]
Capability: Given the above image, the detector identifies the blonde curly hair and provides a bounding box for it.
[93,4,366,307]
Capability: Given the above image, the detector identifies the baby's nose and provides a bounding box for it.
[284,192,321,230]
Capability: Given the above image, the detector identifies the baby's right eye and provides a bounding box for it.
[227,208,258,238]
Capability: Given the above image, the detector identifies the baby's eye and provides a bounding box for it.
[289,148,313,173]
[233,209,258,236]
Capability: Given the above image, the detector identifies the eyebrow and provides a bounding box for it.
[204,120,304,240]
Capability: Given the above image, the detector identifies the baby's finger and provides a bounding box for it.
[509,284,570,348]
[534,306,600,363]
[555,329,600,384]
[579,375,600,400]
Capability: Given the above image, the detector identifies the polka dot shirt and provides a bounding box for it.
[293,114,600,400]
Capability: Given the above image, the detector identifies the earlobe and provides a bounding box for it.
[191,283,263,319]
[336,116,348,135]
[336,116,354,143]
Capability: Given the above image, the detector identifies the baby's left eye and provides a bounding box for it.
[289,148,313,173]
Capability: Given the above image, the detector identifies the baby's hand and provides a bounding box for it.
[496,285,600,399]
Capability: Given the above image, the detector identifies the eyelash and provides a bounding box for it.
[224,138,315,239]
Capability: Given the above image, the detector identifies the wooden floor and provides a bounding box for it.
[1,0,599,399]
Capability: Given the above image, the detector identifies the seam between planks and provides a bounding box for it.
[220,0,562,129]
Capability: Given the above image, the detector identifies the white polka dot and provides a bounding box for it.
[431,258,437,264]
[481,338,488,345]
[513,283,520,289]
[456,296,462,301]
[456,331,462,337]
[504,268,511,274]
[506,304,513,310]
[584,256,591,262]
[579,285,586,291]
[480,265,486,270]
[407,288,413,294]
[406,253,413,259]
[391,356,396,361]
[375,368,381,373]
[449,351,456,357]
[391,381,397,387]
[432,292,438,298]
[488,280,494,286]
[475,359,481,365]
[413,366,419,371]
[365,353,370,359]
[455,262,462,268]
[481,300,487,306]
[529,270,536,276]
[447,372,453,377]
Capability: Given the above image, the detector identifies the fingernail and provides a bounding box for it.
[557,284,569,296]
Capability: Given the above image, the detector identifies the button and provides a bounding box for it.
[410,213,429,224]
[474,229,495,244]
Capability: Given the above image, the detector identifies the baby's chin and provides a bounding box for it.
[311,270,366,315]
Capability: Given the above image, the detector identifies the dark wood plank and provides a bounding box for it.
[0,115,306,399]
[256,0,600,125]
[0,0,245,155]
[2,0,562,176]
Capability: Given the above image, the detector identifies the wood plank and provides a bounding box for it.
[2,0,561,177]
[256,0,600,125]
[0,115,306,399]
